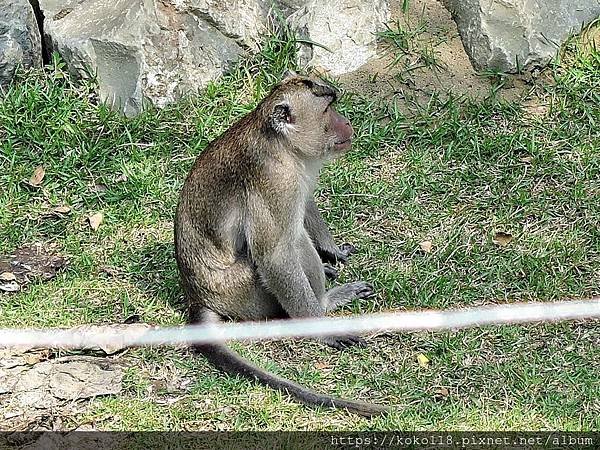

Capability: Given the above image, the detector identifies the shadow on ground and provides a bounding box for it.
[125,240,184,313]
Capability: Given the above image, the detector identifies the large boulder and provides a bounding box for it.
[0,0,43,89]
[187,0,272,51]
[37,0,390,115]
[289,0,390,76]
[39,0,245,116]
[442,0,600,73]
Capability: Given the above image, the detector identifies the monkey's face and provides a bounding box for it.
[328,106,353,154]
[267,77,354,159]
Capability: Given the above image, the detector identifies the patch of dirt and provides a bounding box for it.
[338,0,528,106]
[0,244,67,293]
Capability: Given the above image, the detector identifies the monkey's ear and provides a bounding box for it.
[270,102,293,132]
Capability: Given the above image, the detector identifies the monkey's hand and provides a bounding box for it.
[318,242,357,265]
[320,335,367,350]
[323,263,338,280]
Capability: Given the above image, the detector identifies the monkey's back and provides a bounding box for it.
[174,114,287,319]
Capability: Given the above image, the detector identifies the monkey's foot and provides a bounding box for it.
[324,281,374,311]
[317,242,357,265]
[338,243,357,261]
[320,335,367,350]
[323,263,338,280]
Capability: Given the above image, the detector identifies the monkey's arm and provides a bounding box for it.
[252,236,367,348]
[304,198,356,264]
[249,208,368,348]
[254,240,327,318]
[247,200,326,317]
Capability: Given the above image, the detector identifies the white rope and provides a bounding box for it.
[0,298,599,350]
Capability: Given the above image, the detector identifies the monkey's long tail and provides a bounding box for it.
[194,343,389,417]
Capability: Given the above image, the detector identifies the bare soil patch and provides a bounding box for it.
[339,0,528,105]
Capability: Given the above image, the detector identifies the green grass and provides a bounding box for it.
[378,17,446,81]
[1,31,599,431]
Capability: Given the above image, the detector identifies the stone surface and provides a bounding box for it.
[289,0,390,76]
[37,0,390,115]
[0,352,124,430]
[186,0,272,51]
[39,0,245,116]
[442,0,600,72]
[0,0,43,89]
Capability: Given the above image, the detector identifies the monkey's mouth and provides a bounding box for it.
[334,139,352,150]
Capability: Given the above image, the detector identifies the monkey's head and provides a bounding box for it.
[263,74,354,158]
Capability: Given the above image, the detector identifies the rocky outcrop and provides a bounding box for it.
[187,0,272,51]
[442,0,600,73]
[0,0,43,89]
[289,0,390,76]
[34,0,390,115]
[39,0,245,116]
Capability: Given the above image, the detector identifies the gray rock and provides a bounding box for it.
[288,0,390,76]
[442,0,600,73]
[40,0,244,116]
[186,0,272,51]
[49,359,123,400]
[1,353,123,423]
[38,0,390,115]
[0,0,43,89]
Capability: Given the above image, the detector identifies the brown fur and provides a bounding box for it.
[174,74,387,416]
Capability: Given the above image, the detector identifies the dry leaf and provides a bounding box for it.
[314,361,329,370]
[0,272,16,281]
[492,231,513,247]
[520,156,533,164]
[88,212,104,231]
[523,100,549,118]
[29,166,45,186]
[23,352,48,365]
[417,353,430,368]
[436,387,449,397]
[419,240,433,253]
[581,24,600,51]
[52,206,71,214]
[116,174,128,182]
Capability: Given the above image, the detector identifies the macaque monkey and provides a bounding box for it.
[174,73,387,416]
